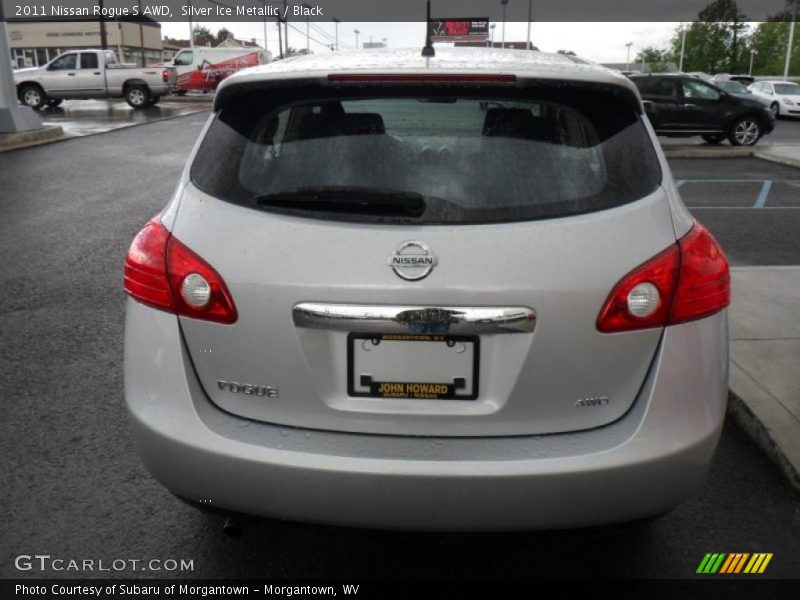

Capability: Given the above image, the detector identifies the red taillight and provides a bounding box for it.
[123,217,237,324]
[162,69,169,82]
[327,73,517,84]
[597,223,729,333]
[670,224,731,324]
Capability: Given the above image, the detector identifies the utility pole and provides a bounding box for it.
[526,0,532,50]
[283,0,289,56]
[138,0,145,66]
[264,0,269,61]
[501,0,509,49]
[354,29,360,49]
[276,19,283,59]
[784,0,797,81]
[188,0,194,49]
[332,18,340,50]
[302,4,310,52]
[749,49,757,76]
[679,24,687,72]
[98,0,108,49]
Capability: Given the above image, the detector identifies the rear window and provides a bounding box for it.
[191,85,661,224]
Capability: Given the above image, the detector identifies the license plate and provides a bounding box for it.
[347,333,479,400]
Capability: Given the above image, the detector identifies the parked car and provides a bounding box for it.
[158,47,267,95]
[14,50,176,109]
[630,73,774,145]
[123,48,730,531]
[747,80,800,118]
[710,79,753,99]
[713,73,755,86]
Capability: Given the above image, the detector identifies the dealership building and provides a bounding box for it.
[7,19,162,68]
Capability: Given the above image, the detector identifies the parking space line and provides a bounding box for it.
[690,206,800,210]
[753,180,773,209]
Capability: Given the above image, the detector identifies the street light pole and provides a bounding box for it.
[501,0,509,49]
[783,0,797,81]
[625,42,633,72]
[749,49,757,76]
[526,0,532,50]
[332,18,340,50]
[679,25,687,72]
[354,29,360,49]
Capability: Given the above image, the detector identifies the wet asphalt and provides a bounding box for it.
[0,112,798,580]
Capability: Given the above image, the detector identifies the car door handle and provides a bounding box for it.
[67,73,76,76]
[93,72,101,75]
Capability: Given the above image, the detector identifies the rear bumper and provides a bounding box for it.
[124,300,728,531]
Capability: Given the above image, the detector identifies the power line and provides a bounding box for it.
[309,22,355,50]
[188,0,355,53]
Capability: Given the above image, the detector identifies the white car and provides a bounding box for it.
[748,80,800,117]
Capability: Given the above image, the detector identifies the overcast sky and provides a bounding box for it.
[161,21,691,63]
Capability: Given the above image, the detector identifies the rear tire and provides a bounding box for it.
[770,102,780,118]
[174,89,187,96]
[702,134,725,144]
[729,117,762,146]
[125,85,150,109]
[18,84,46,110]
[46,98,63,108]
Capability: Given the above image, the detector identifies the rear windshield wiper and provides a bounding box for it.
[255,187,427,218]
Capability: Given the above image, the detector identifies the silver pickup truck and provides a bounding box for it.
[14,50,177,109]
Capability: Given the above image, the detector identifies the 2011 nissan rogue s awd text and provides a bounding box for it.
[123,48,730,531]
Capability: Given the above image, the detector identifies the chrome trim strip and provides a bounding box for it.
[293,303,536,334]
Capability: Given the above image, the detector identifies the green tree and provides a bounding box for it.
[669,0,752,73]
[635,47,671,72]
[216,28,233,44]
[192,26,215,47]
[746,2,800,76]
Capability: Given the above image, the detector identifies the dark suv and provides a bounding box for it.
[629,74,774,146]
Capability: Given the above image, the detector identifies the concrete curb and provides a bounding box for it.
[754,149,800,170]
[727,368,800,493]
[0,125,69,153]
[662,146,755,159]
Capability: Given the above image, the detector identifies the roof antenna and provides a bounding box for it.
[422,0,435,57]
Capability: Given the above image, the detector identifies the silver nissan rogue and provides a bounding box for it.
[123,48,730,531]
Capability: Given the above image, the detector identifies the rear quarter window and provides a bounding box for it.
[191,84,662,224]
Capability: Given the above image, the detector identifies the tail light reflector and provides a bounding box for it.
[597,223,729,333]
[162,69,170,82]
[123,217,237,324]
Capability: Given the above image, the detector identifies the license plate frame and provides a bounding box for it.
[347,332,480,400]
